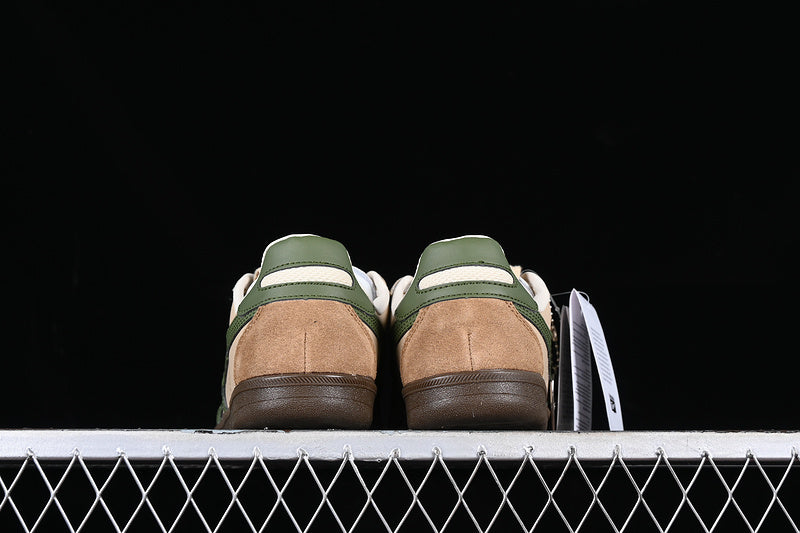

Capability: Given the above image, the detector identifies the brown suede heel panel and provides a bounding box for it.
[399,298,545,385]
[234,299,377,387]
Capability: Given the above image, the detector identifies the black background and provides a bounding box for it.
[4,2,796,430]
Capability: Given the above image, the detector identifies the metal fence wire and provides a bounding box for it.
[1,431,798,533]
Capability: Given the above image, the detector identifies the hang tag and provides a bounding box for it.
[555,302,578,430]
[568,289,624,431]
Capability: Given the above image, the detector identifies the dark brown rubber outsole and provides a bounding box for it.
[217,373,377,430]
[402,369,548,430]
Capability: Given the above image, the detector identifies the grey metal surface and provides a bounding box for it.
[2,430,798,532]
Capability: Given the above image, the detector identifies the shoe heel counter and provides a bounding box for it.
[222,235,381,411]
[232,300,378,385]
[392,236,547,345]
[399,298,547,385]
[234,235,380,336]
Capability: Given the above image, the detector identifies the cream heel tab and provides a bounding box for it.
[389,275,414,324]
[367,270,391,326]
[230,272,256,324]
[519,269,552,326]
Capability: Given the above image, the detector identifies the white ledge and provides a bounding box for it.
[1,430,798,462]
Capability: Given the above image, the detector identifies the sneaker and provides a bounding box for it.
[216,234,390,429]
[390,236,553,429]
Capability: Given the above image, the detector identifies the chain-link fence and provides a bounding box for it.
[1,430,798,532]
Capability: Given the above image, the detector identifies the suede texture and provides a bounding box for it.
[232,299,378,393]
[399,298,547,385]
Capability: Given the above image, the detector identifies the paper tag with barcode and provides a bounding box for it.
[567,289,624,431]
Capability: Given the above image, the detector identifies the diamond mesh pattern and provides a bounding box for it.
[2,435,798,532]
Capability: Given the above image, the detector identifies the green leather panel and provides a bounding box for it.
[391,236,552,349]
[229,235,379,344]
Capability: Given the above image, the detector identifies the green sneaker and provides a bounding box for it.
[390,236,553,429]
[216,234,389,429]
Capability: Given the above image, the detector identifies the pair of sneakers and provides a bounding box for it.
[216,234,553,430]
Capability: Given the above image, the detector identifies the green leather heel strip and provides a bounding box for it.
[515,303,553,349]
[226,308,258,350]
[393,277,533,323]
[237,283,375,323]
[392,280,537,339]
[233,235,379,339]
[226,298,378,352]
[391,290,551,350]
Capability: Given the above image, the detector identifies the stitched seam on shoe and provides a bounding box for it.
[415,261,509,279]
[232,306,266,388]
[513,303,552,350]
[393,293,539,344]
[226,308,258,350]
[416,278,516,294]
[239,291,372,316]
[346,303,373,342]
[507,301,550,373]
[394,287,536,322]
[344,303,378,378]
[340,305,378,379]
[507,300,538,339]
[507,300,542,364]
[467,331,474,371]
[400,305,428,362]
[261,260,351,274]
